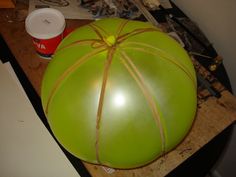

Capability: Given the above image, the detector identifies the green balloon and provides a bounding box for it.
[41,18,197,168]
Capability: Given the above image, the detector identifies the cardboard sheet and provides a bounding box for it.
[0,61,80,177]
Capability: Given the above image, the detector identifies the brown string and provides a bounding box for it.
[120,51,166,154]
[56,39,103,53]
[46,21,196,162]
[91,23,110,37]
[95,46,116,163]
[121,45,196,88]
[45,47,107,115]
[91,41,106,48]
[117,27,160,43]
[88,24,105,40]
[115,19,130,38]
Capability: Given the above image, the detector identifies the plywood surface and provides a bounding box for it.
[0,3,236,177]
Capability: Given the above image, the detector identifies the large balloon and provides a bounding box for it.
[41,18,197,169]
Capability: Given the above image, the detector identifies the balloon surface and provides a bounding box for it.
[41,18,197,169]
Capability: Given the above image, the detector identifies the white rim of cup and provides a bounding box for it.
[25,8,66,40]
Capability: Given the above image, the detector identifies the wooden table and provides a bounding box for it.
[1,3,236,177]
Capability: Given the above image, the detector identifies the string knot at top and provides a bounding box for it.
[104,35,116,47]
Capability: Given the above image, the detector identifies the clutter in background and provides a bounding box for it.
[28,0,171,19]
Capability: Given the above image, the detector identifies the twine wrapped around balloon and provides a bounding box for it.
[42,19,196,168]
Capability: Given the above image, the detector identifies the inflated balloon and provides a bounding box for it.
[41,18,197,169]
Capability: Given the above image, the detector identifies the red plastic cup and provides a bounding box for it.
[25,8,66,59]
